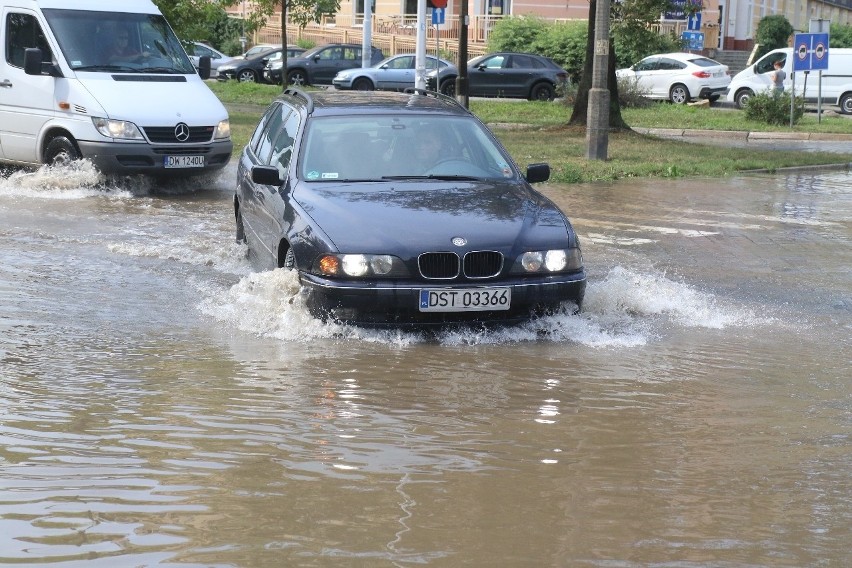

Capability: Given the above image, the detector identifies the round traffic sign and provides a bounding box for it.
[815,42,827,59]
[797,43,808,60]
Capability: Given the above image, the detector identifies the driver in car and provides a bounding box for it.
[108,29,149,63]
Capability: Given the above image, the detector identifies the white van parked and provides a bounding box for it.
[0,0,232,176]
[727,47,852,114]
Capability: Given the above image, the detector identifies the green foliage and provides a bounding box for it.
[485,15,550,53]
[612,0,684,68]
[532,21,588,81]
[754,15,794,60]
[830,24,852,48]
[743,90,803,125]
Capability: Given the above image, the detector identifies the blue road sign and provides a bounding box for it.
[793,33,830,72]
[681,31,704,51]
[431,7,445,25]
[687,12,702,31]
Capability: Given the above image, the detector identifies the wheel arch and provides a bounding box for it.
[39,127,79,163]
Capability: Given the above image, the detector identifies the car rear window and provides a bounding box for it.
[690,57,722,67]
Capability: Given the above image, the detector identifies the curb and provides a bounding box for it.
[634,127,852,142]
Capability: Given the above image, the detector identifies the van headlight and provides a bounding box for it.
[92,118,144,140]
[214,119,230,140]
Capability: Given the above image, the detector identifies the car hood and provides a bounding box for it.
[293,181,572,253]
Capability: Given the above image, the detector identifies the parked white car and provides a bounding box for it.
[332,53,452,91]
[616,52,730,104]
[188,42,236,78]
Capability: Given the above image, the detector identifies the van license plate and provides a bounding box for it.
[419,288,511,312]
[164,155,205,168]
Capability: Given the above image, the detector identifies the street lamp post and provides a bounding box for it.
[586,0,610,160]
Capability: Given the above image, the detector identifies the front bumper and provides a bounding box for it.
[77,139,232,176]
[331,78,353,89]
[299,272,587,327]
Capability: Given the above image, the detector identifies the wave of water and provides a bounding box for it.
[197,264,760,348]
[0,160,230,199]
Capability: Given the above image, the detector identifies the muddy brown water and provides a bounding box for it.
[1,163,850,567]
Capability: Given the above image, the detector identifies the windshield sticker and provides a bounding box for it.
[320,172,339,179]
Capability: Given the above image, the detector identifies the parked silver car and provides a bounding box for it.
[333,53,452,91]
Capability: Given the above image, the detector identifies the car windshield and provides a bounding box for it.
[42,8,195,74]
[300,115,518,182]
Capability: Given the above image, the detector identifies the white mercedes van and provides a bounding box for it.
[0,0,232,176]
[726,47,852,114]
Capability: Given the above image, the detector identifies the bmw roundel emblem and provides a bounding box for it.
[174,122,190,142]
[452,237,467,247]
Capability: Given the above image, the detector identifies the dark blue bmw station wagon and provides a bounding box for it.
[234,89,585,327]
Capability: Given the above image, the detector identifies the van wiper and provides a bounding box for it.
[74,65,138,72]
[139,67,181,74]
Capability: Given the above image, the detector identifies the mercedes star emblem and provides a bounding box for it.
[174,122,190,142]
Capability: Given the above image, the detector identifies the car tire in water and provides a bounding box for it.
[352,77,374,91]
[287,69,307,87]
[44,136,81,166]
[529,82,555,101]
[283,246,296,270]
[734,88,753,109]
[235,208,246,244]
[669,84,689,104]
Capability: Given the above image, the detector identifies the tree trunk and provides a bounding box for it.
[281,1,288,90]
[568,0,628,129]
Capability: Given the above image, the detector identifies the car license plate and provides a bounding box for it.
[164,155,204,168]
[419,287,511,312]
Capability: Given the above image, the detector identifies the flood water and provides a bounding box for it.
[1,162,850,567]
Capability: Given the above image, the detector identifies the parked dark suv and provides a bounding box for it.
[264,43,384,86]
[233,89,586,327]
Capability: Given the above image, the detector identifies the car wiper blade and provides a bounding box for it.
[381,175,481,181]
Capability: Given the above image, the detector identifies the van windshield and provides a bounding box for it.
[42,9,196,74]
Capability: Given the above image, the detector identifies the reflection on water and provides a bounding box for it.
[0,165,850,566]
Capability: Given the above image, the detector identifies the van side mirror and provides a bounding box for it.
[525,163,550,183]
[198,55,211,80]
[24,48,62,77]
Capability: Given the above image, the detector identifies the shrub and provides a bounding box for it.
[754,15,794,60]
[486,16,550,53]
[743,90,804,125]
[530,20,588,81]
[616,76,654,108]
[830,23,852,48]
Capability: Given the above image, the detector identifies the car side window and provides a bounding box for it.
[256,105,288,165]
[635,58,658,72]
[481,55,505,69]
[318,47,342,61]
[5,12,54,68]
[510,55,533,69]
[388,56,413,69]
[343,47,360,61]
[249,103,279,155]
[659,59,685,71]
[271,111,299,177]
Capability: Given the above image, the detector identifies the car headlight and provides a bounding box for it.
[92,118,144,140]
[219,65,235,72]
[512,248,583,274]
[336,70,352,80]
[312,254,409,278]
[214,119,230,140]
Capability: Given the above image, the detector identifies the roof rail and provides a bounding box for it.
[283,87,313,113]
[404,88,469,113]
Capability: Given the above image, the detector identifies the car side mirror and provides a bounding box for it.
[251,165,281,186]
[525,163,550,184]
[24,48,61,77]
[197,55,211,80]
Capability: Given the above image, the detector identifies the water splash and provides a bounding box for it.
[199,266,759,347]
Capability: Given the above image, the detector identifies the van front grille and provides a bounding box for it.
[143,126,215,144]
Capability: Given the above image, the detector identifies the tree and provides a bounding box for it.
[568,0,675,127]
[567,0,627,128]
[245,0,341,89]
[153,0,236,48]
[754,15,794,61]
